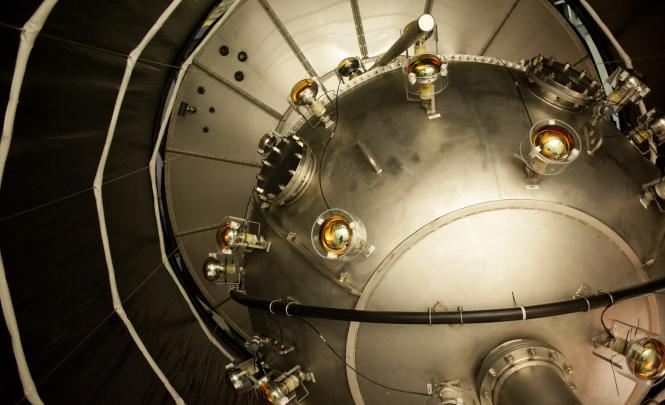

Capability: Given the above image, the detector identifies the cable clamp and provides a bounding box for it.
[519,306,527,320]
[268,297,296,316]
[427,301,441,326]
[457,306,464,326]
[575,294,591,311]
[268,299,279,314]
[285,302,296,317]
[598,290,614,305]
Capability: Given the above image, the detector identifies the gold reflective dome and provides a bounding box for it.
[319,214,353,254]
[216,222,237,249]
[337,56,360,77]
[531,126,575,160]
[407,54,442,78]
[290,78,318,105]
[259,382,280,404]
[628,338,665,380]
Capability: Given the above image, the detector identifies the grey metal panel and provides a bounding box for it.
[195,0,310,113]
[357,0,519,57]
[352,207,653,405]
[166,68,277,165]
[429,0,518,54]
[164,153,257,233]
[483,0,596,77]
[357,0,420,57]
[270,0,362,75]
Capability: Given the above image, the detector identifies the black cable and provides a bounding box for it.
[229,276,665,325]
[295,317,429,397]
[318,79,342,209]
[600,302,614,338]
[497,58,533,126]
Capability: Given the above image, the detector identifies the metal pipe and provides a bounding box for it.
[498,366,581,405]
[229,276,665,324]
[372,14,435,68]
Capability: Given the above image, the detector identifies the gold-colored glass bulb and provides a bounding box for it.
[290,79,318,105]
[627,338,665,380]
[319,214,353,254]
[216,223,239,249]
[407,54,442,78]
[531,126,575,160]
[337,57,360,78]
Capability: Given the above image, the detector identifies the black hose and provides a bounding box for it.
[229,276,665,325]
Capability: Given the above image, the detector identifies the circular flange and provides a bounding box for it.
[255,134,316,207]
[526,55,603,111]
[476,339,575,405]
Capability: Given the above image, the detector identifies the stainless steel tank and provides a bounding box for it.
[162,1,665,404]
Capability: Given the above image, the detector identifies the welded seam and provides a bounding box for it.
[0,1,59,404]
[148,0,248,362]
[93,1,187,403]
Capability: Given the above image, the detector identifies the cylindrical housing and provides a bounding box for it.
[477,339,582,405]
[497,365,582,405]
[373,14,435,67]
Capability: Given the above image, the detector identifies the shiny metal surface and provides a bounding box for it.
[372,14,434,67]
[498,364,581,405]
[477,339,581,405]
[162,2,665,405]
[526,55,603,111]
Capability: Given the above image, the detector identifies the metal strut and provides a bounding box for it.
[349,0,368,58]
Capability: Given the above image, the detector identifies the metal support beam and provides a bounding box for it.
[192,60,282,119]
[480,0,521,56]
[257,0,320,80]
[350,0,368,58]
[166,147,261,168]
[423,0,434,14]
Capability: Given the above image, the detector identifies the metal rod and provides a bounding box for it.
[372,14,435,68]
[175,223,223,237]
[423,0,433,14]
[357,141,382,174]
[349,0,368,58]
[257,0,320,80]
[479,0,520,56]
[192,60,282,119]
[166,147,261,168]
